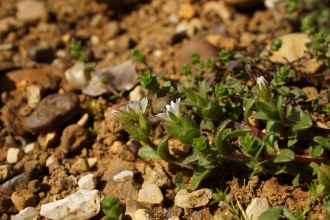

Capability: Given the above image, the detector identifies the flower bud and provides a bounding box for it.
[257,76,271,100]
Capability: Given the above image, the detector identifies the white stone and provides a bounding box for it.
[40,189,100,220]
[24,142,36,154]
[113,170,134,183]
[125,200,147,218]
[6,147,24,164]
[138,183,164,205]
[65,61,90,90]
[78,174,97,190]
[134,209,155,220]
[11,207,39,220]
[45,155,59,166]
[246,198,271,220]
[26,84,42,108]
[175,189,213,208]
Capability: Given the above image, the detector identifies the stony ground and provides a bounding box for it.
[0,0,329,219]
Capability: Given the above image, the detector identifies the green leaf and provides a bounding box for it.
[202,101,221,120]
[182,152,199,166]
[318,165,330,194]
[185,89,198,103]
[157,136,170,160]
[283,207,296,220]
[174,172,188,189]
[314,136,330,150]
[243,98,256,126]
[199,80,207,100]
[273,149,295,163]
[309,145,324,158]
[138,145,162,160]
[163,124,181,138]
[178,128,200,145]
[189,169,211,190]
[138,71,159,91]
[101,196,122,219]
[214,119,231,154]
[259,207,283,220]
[292,113,312,132]
[292,174,300,185]
[181,114,198,131]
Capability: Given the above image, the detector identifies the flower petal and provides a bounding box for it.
[156,112,172,123]
[140,98,148,114]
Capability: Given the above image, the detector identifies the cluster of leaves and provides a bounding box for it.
[101,196,123,220]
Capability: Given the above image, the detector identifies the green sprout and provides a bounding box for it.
[101,196,123,220]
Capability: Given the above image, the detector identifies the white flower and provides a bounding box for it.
[156,98,181,123]
[257,76,269,89]
[112,97,148,121]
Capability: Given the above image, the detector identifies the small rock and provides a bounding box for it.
[11,190,36,211]
[0,17,23,38]
[0,167,41,196]
[24,142,36,154]
[60,124,89,154]
[51,58,72,77]
[16,0,48,25]
[5,135,19,148]
[135,209,155,220]
[125,200,148,218]
[129,86,145,103]
[24,93,79,133]
[144,165,171,188]
[78,173,97,190]
[178,39,220,66]
[138,183,164,205]
[103,21,121,40]
[0,164,19,182]
[87,157,97,168]
[45,155,60,173]
[7,147,24,164]
[26,46,53,62]
[175,189,213,208]
[65,61,90,90]
[0,195,17,214]
[37,129,59,150]
[11,207,39,220]
[246,198,271,220]
[71,158,90,172]
[268,33,321,74]
[40,189,100,219]
[187,18,203,38]
[113,170,134,183]
[178,3,196,19]
[59,175,77,190]
[201,1,234,25]
[205,35,238,51]
[77,113,89,127]
[28,179,42,193]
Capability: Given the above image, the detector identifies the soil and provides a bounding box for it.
[0,0,329,220]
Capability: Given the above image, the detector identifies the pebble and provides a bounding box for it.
[26,84,42,108]
[138,183,164,205]
[45,155,60,173]
[87,157,97,168]
[205,35,238,51]
[6,147,24,164]
[71,158,90,172]
[11,189,36,211]
[77,113,89,127]
[26,46,53,62]
[175,189,213,208]
[28,179,42,193]
[268,33,321,74]
[0,195,17,214]
[113,170,134,183]
[59,175,77,190]
[129,86,145,103]
[178,39,220,66]
[144,165,171,188]
[125,200,148,218]
[65,61,90,90]
[16,0,48,25]
[201,1,234,25]
[0,166,41,196]
[135,209,155,220]
[0,164,19,182]
[78,173,97,190]
[24,93,79,133]
[37,129,59,150]
[11,207,39,220]
[178,3,196,19]
[186,18,203,38]
[102,21,121,40]
[60,124,89,154]
[246,198,271,220]
[24,142,36,154]
[40,189,100,219]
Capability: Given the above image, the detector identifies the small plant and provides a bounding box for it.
[101,196,123,220]
[69,38,89,62]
